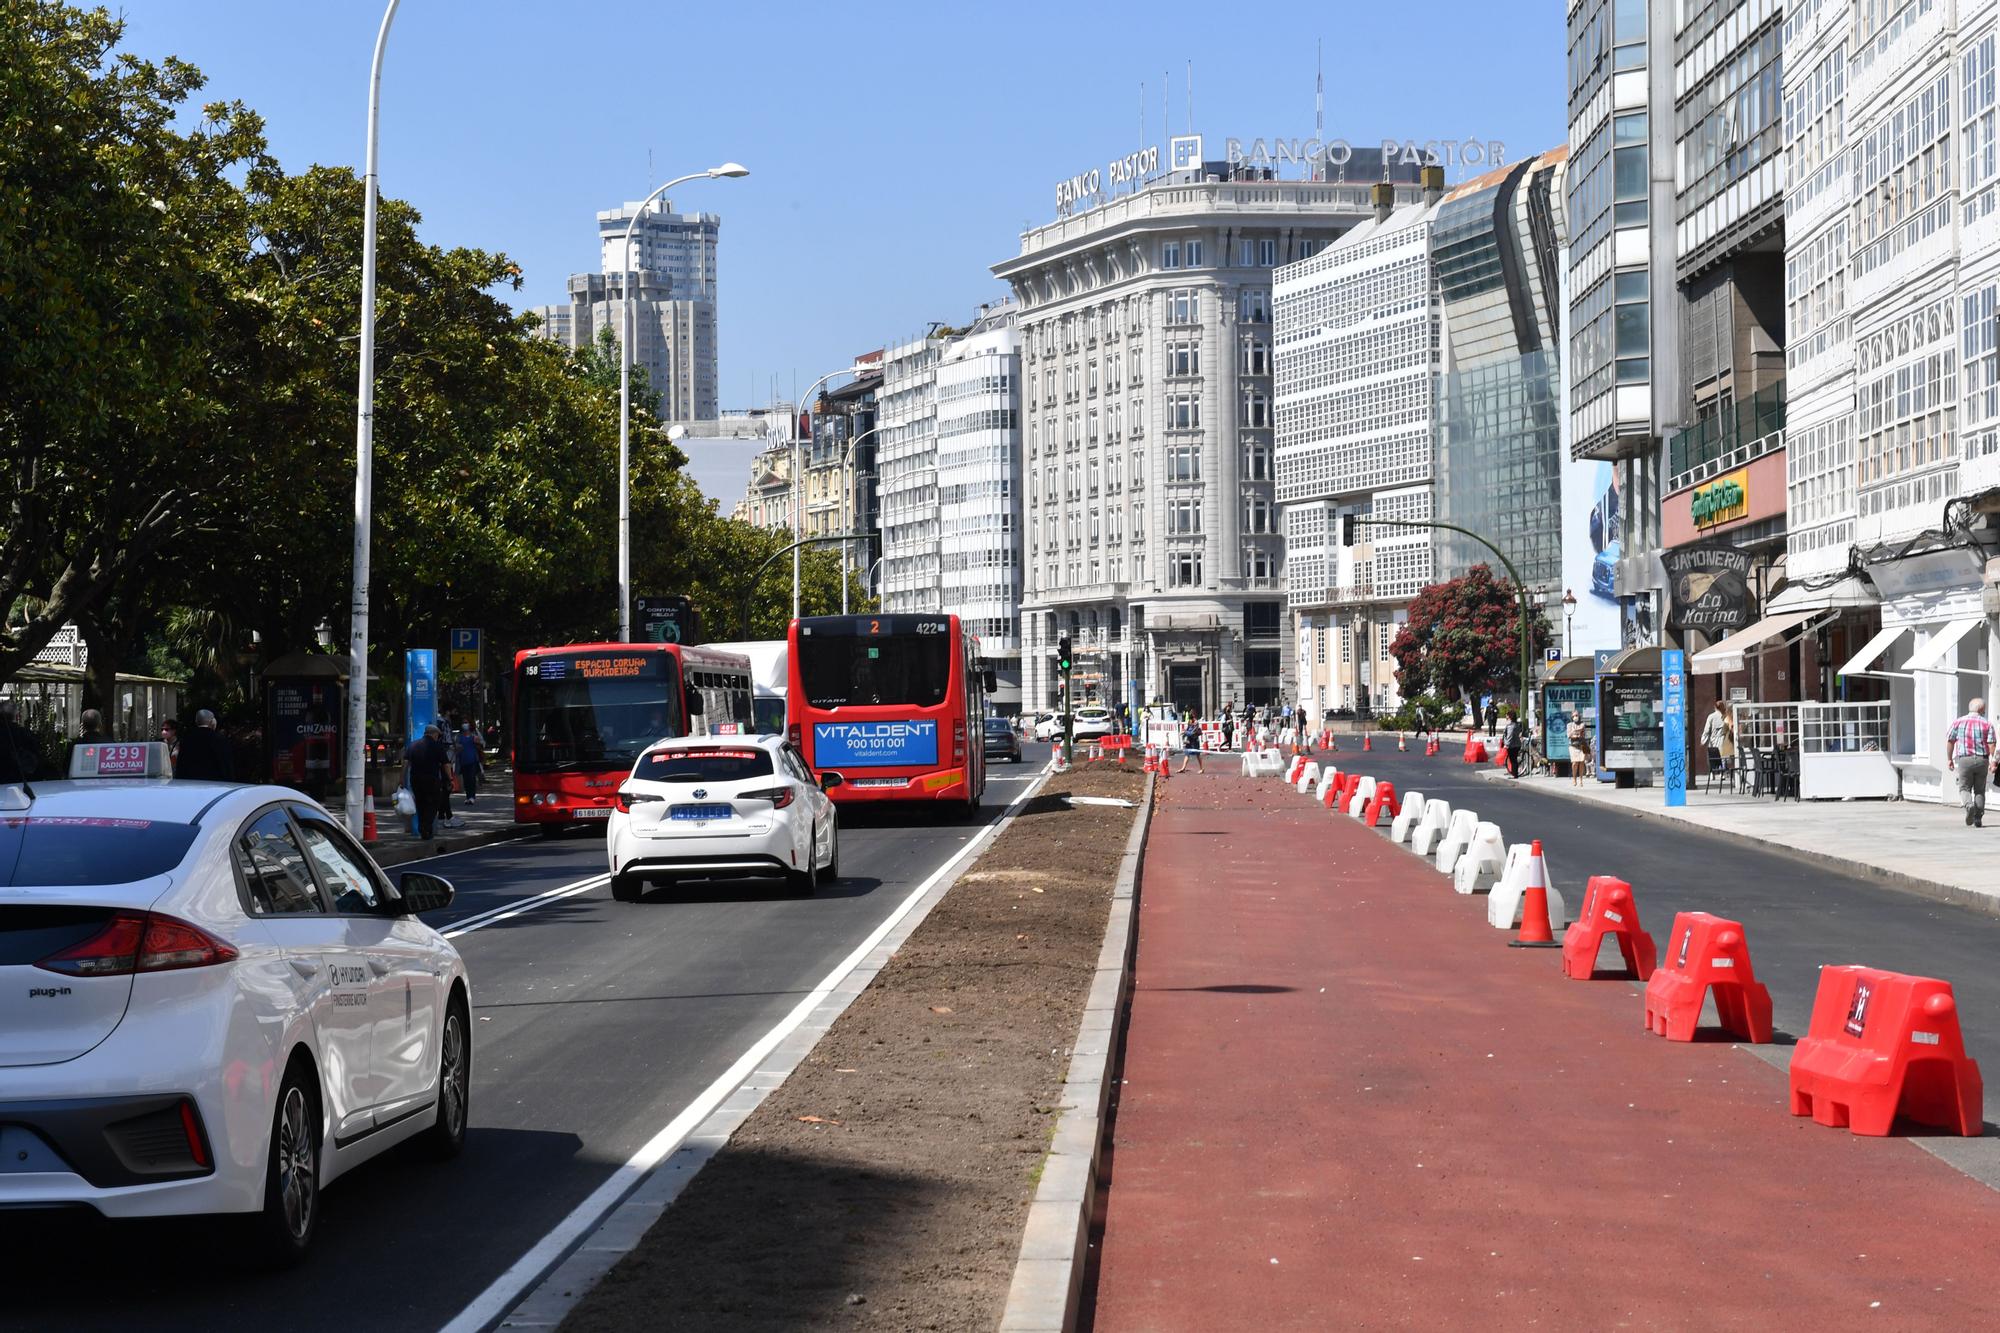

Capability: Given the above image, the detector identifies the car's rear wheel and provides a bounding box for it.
[610,871,643,902]
[250,1063,319,1267]
[417,996,470,1159]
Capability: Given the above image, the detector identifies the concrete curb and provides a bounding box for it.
[492,767,1059,1331]
[372,825,533,867]
[1469,768,2000,917]
[997,769,1156,1333]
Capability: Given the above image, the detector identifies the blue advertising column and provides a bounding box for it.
[406,648,437,743]
[1662,648,1688,808]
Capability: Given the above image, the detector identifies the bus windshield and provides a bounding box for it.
[796,626,951,708]
[516,652,682,771]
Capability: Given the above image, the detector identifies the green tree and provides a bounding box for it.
[1390,565,1552,711]
[0,1,268,679]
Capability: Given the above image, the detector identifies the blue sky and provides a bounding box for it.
[118,1,1565,411]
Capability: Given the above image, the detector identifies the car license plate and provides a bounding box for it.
[671,803,733,821]
[571,806,612,819]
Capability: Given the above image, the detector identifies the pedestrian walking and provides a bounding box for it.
[1221,713,1235,750]
[456,721,485,805]
[1700,699,1735,786]
[404,724,452,842]
[1177,718,1205,774]
[0,699,45,784]
[1946,698,1997,828]
[1566,710,1591,787]
[174,710,235,782]
[1484,700,1499,737]
[1501,709,1524,779]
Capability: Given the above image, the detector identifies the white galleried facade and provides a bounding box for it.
[994,171,1422,718]
[1275,175,1446,719]
[935,307,1025,709]
[1780,0,2000,802]
[876,333,944,614]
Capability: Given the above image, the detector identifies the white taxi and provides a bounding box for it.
[0,743,470,1265]
[606,734,841,900]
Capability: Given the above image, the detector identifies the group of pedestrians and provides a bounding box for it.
[401,718,488,842]
[0,700,233,783]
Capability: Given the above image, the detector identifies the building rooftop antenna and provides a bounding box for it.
[1315,40,1323,139]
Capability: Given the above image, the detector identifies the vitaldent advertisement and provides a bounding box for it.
[1556,256,1624,659]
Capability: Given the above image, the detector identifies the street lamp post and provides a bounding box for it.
[342,0,402,839]
[617,163,749,642]
[1562,587,1578,658]
[789,366,862,620]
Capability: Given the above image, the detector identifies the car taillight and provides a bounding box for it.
[952,719,966,764]
[742,786,795,809]
[36,911,238,977]
[179,1098,210,1169]
[615,789,663,813]
[788,723,801,750]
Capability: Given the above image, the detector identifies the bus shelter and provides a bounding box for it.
[1594,646,1665,788]
[1539,657,1599,774]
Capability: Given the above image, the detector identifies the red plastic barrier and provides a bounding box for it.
[1788,967,1983,1137]
[1561,876,1657,981]
[1363,780,1398,827]
[1643,912,1773,1043]
[1286,755,1307,784]
[1336,773,1361,812]
[1320,769,1343,808]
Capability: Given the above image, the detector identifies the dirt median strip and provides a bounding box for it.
[560,763,1148,1332]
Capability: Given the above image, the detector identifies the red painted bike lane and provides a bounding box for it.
[1088,770,2000,1330]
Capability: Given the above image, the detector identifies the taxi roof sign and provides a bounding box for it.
[67,741,173,780]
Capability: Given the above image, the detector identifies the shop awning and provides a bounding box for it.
[1765,574,1880,614]
[1900,617,1985,675]
[1689,611,1818,675]
[1836,624,1911,679]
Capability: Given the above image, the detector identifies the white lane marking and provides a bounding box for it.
[442,873,609,939]
[441,780,1047,1333]
[389,830,540,868]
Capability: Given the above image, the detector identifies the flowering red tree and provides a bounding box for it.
[1390,565,1552,710]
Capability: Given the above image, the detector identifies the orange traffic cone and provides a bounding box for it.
[1398,735,1407,752]
[362,788,380,844]
[1363,734,1372,752]
[1509,841,1561,949]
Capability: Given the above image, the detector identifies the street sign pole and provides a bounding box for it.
[1662,649,1688,808]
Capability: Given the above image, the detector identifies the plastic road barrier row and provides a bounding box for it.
[1389,791,1426,844]
[1434,809,1479,876]
[1411,799,1453,857]
[1295,760,1320,794]
[1487,842,1570,928]
[1363,780,1397,828]
[1452,822,1507,895]
[1315,766,1339,801]
[1346,775,1377,818]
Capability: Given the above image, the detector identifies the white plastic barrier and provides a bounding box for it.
[1389,790,1426,844]
[1434,809,1479,876]
[1295,760,1321,793]
[1451,821,1507,895]
[1487,845,1570,930]
[1238,748,1261,778]
[1315,766,1340,801]
[1261,748,1282,775]
[1410,799,1453,856]
[1344,775,1377,817]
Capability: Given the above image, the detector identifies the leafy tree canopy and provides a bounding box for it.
[1389,565,1552,709]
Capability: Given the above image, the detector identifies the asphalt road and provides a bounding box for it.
[1310,743,2000,1117]
[2,759,1047,1333]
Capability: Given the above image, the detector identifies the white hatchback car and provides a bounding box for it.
[0,743,469,1265]
[607,734,841,901]
[1071,707,1118,740]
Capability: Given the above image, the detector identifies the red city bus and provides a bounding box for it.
[786,614,992,811]
[512,642,752,829]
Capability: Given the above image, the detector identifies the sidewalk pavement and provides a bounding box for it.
[324,771,530,867]
[1476,767,1997,911]
[1088,769,2000,1330]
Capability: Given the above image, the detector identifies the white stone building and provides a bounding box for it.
[994,163,1421,718]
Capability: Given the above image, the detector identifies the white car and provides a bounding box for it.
[607,734,841,901]
[0,743,471,1265]
[1031,713,1064,742]
[1072,707,1118,740]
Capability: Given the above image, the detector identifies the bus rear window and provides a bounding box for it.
[633,749,773,783]
[797,635,951,708]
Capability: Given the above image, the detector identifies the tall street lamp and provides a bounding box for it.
[343,0,402,839]
[617,163,749,642]
[1562,587,1578,658]
[839,424,881,615]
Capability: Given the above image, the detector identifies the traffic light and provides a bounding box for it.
[1341,513,1359,546]
[1057,636,1072,673]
